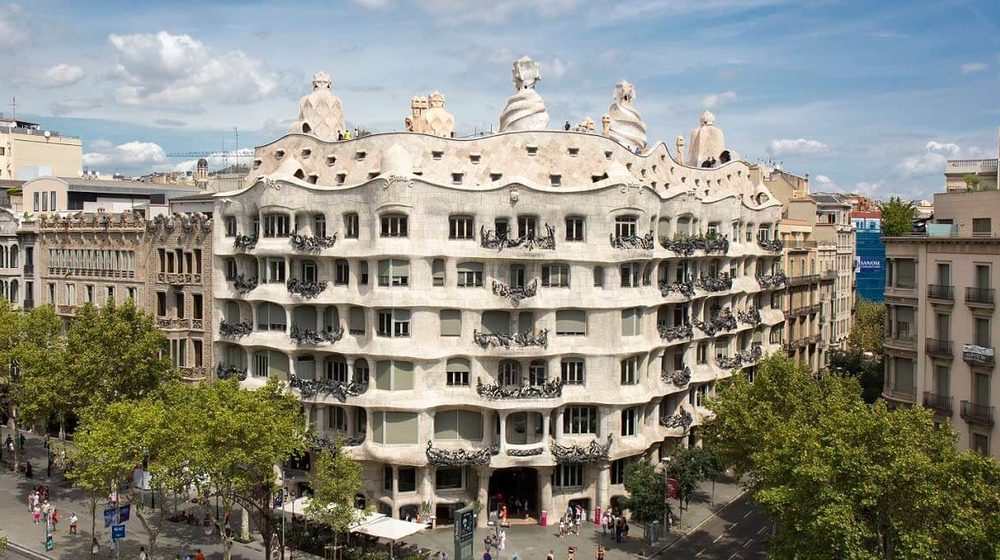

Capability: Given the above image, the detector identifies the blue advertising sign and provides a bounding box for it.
[855,228,885,303]
[112,524,126,540]
[103,507,115,528]
[118,504,131,523]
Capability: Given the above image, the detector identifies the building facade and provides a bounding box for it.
[0,119,82,180]
[213,64,786,525]
[883,189,999,458]
[852,209,884,303]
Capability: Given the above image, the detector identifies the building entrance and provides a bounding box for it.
[488,467,538,522]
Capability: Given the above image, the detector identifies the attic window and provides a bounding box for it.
[275,150,285,160]
[252,159,262,169]
[526,145,538,156]
[469,154,481,164]
[550,174,562,187]
[591,173,608,183]
[568,147,580,157]
[640,169,647,177]
[308,174,319,184]
[432,150,444,160]
[326,155,337,166]
[625,163,632,171]
[301,149,312,159]
[651,181,657,188]
[490,173,503,182]
[293,169,305,180]
[336,173,347,185]
[452,173,464,185]
[355,151,367,161]
[604,151,613,160]
[368,172,379,179]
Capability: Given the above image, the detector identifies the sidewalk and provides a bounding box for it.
[0,428,276,560]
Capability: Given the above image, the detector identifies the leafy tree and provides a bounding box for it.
[827,349,883,404]
[963,174,982,191]
[704,354,1000,560]
[306,444,364,557]
[622,461,667,524]
[879,197,916,236]
[664,446,723,524]
[847,299,885,358]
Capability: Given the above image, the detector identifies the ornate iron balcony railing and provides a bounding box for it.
[232,274,258,295]
[426,441,498,466]
[922,392,953,416]
[492,279,538,306]
[660,409,693,431]
[288,375,368,401]
[481,224,556,251]
[757,239,784,252]
[960,400,995,426]
[694,308,738,336]
[659,279,695,298]
[309,432,366,453]
[233,234,258,251]
[738,308,761,327]
[476,377,563,399]
[289,233,337,252]
[216,364,248,381]
[290,325,345,345]
[695,273,733,293]
[473,329,549,349]
[661,366,692,387]
[506,446,544,457]
[550,434,613,464]
[610,231,655,250]
[219,320,253,338]
[660,234,730,256]
[756,272,787,289]
[286,278,327,299]
[657,322,693,341]
[717,345,763,370]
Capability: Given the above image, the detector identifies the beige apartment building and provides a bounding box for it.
[883,189,999,457]
[1,119,82,180]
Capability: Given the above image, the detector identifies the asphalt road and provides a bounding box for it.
[657,494,769,560]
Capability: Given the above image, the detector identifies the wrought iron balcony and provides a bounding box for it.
[965,287,995,306]
[882,386,915,402]
[233,234,258,251]
[289,233,337,252]
[610,231,655,250]
[232,274,258,295]
[219,320,253,338]
[473,329,548,349]
[660,234,730,256]
[481,224,556,251]
[660,366,691,387]
[962,343,995,367]
[309,432,366,452]
[927,284,954,301]
[475,377,563,399]
[960,401,995,426]
[426,441,498,466]
[757,238,784,252]
[507,446,544,457]
[657,322,693,341]
[659,409,693,431]
[286,278,327,299]
[290,325,344,345]
[738,308,761,327]
[157,317,191,330]
[922,392,953,416]
[659,279,695,298]
[717,345,764,370]
[925,338,952,358]
[694,308,737,336]
[756,272,787,289]
[288,375,368,401]
[550,434,613,464]
[695,273,733,293]
[787,273,820,286]
[492,279,538,306]
[820,269,837,281]
[216,364,248,381]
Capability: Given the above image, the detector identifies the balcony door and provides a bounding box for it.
[975,265,990,290]
[974,317,991,348]
[936,263,950,286]
[935,313,950,341]
[973,372,990,405]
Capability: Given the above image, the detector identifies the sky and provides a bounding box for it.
[2,0,999,200]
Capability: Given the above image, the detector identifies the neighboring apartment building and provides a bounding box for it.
[0,118,82,180]
[813,193,856,348]
[944,131,998,192]
[0,207,21,305]
[19,176,200,215]
[883,189,999,457]
[213,66,786,525]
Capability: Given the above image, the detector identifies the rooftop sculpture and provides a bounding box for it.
[606,81,647,152]
[499,57,550,132]
[688,110,729,168]
[290,71,345,142]
[405,91,455,138]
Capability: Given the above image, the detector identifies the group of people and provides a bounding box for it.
[557,504,586,537]
[337,128,361,141]
[600,511,629,544]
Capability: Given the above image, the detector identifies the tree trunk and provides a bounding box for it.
[90,494,97,560]
[10,413,18,473]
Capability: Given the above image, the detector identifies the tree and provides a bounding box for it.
[663,446,723,524]
[306,445,364,558]
[847,299,885,357]
[622,461,666,525]
[880,197,916,236]
[827,349,883,404]
[703,354,1000,560]
[963,174,982,191]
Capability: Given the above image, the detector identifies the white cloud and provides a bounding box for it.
[422,0,579,24]
[0,4,28,48]
[814,174,833,186]
[352,0,393,7]
[548,57,569,79]
[702,91,736,109]
[809,174,882,195]
[960,62,988,74]
[895,141,969,178]
[44,64,85,87]
[767,138,830,156]
[50,98,102,115]
[83,141,167,169]
[108,31,281,108]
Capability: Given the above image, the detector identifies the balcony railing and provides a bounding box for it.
[965,287,995,306]
[757,239,783,252]
[426,441,498,467]
[927,284,954,300]
[660,366,692,387]
[286,278,328,299]
[288,375,368,401]
[946,158,998,174]
[482,224,556,252]
[694,273,733,293]
[962,343,995,367]
[659,409,693,431]
[756,272,787,290]
[925,338,952,357]
[885,333,916,348]
[661,234,730,256]
[610,231,654,251]
[231,274,258,295]
[820,269,836,281]
[550,434,613,464]
[475,377,563,399]
[787,274,820,286]
[233,234,258,251]
[492,279,538,306]
[693,308,737,336]
[473,329,548,349]
[922,392,953,416]
[883,386,916,402]
[960,401,995,426]
[657,322,693,341]
[659,279,695,298]
[216,364,248,381]
[289,233,337,252]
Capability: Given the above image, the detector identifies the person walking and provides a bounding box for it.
[139,546,149,560]
[596,546,606,560]
[69,512,79,535]
[194,549,206,560]
[546,550,554,560]
[32,503,41,525]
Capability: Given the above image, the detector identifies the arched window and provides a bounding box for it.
[353,359,370,385]
[325,355,349,383]
[9,280,17,303]
[255,302,286,331]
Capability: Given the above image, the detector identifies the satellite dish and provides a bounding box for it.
[44,130,51,139]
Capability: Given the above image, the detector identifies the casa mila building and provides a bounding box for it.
[213,59,785,526]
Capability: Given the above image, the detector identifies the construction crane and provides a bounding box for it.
[165,128,252,172]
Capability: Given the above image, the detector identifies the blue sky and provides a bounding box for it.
[2,0,999,199]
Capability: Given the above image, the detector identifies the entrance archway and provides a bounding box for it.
[488,467,538,522]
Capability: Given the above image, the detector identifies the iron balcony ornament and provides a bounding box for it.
[694,308,738,336]
[232,274,258,295]
[288,375,368,402]
[506,446,544,457]
[480,224,556,252]
[660,366,692,387]
[610,231,655,250]
[659,279,695,298]
[695,272,733,293]
[475,377,563,399]
[492,279,538,306]
[216,364,248,381]
[758,238,784,252]
[425,441,498,466]
[290,233,338,252]
[660,409,693,431]
[290,326,325,345]
[473,329,549,349]
[219,320,253,338]
[661,234,730,256]
[738,308,762,327]
[286,278,328,299]
[657,322,693,342]
[756,272,788,289]
[550,434,613,464]
[308,432,366,454]
[233,234,258,251]
[717,345,764,370]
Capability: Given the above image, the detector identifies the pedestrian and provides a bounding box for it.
[51,508,60,531]
[91,537,100,555]
[19,432,25,450]
[69,512,79,535]
[546,550,554,560]
[623,518,630,539]
[558,516,565,537]
[139,546,149,560]
[24,460,33,478]
[567,546,576,560]
[32,504,41,525]
[596,546,605,560]
[195,549,206,560]
[482,549,492,560]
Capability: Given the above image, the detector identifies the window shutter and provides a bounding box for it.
[349,307,366,333]
[394,361,415,390]
[482,311,511,335]
[557,310,586,335]
[385,412,418,444]
[375,361,392,390]
[440,310,462,336]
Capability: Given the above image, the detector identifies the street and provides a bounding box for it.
[656,494,768,560]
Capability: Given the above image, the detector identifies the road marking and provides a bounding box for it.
[742,538,754,548]
[696,548,706,557]
[728,553,741,560]
[731,521,739,529]
[713,534,724,544]
[743,511,752,519]
[757,526,768,536]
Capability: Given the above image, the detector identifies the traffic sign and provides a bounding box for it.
[103,507,115,528]
[666,478,679,500]
[118,504,131,523]
[112,524,126,540]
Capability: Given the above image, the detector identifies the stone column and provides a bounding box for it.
[541,413,551,445]
[421,466,435,516]
[315,406,326,435]
[304,404,313,431]
[555,408,564,438]
[476,465,490,528]
[391,465,400,518]
[595,462,611,519]
[498,411,508,452]
[537,466,554,526]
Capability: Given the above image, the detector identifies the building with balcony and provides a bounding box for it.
[213,64,785,526]
[883,187,1000,458]
[944,130,999,192]
[0,207,22,306]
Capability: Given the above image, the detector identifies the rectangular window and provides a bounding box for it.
[517,215,537,238]
[193,339,203,367]
[614,215,637,238]
[446,359,470,386]
[542,263,570,288]
[50,192,56,211]
[553,464,583,488]
[560,358,585,385]
[265,258,286,283]
[975,317,991,347]
[224,216,237,237]
[313,214,327,238]
[85,285,94,304]
[457,262,483,288]
[380,214,408,237]
[936,262,951,286]
[697,342,708,364]
[892,357,914,395]
[975,264,991,290]
[398,468,417,492]
[375,361,415,391]
[565,217,585,241]
[375,259,409,287]
[193,294,203,319]
[225,259,237,281]
[333,259,350,285]
[621,407,638,436]
[378,412,418,444]
[620,356,639,385]
[349,306,366,335]
[621,308,642,336]
[563,406,598,434]
[377,309,411,338]
[440,309,462,337]
[620,262,642,287]
[611,459,627,485]
[345,213,360,238]
[972,218,992,236]
[436,467,464,490]
[156,292,167,317]
[175,293,185,319]
[449,215,475,240]
[33,192,39,212]
[107,286,114,304]
[896,259,915,289]
[263,214,291,237]
[556,310,586,336]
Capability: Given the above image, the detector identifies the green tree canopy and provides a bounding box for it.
[704,355,1000,560]
[664,446,723,508]
[305,443,363,556]
[622,461,666,524]
[880,197,916,237]
[847,299,885,357]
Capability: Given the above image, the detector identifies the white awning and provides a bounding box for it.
[276,498,424,541]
